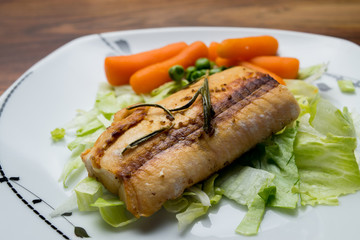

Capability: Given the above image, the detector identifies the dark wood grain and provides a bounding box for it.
[0,0,359,95]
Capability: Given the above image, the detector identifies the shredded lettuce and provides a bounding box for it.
[72,177,137,227]
[297,63,328,82]
[203,173,223,204]
[236,187,275,235]
[52,84,146,187]
[51,64,360,236]
[337,80,355,93]
[164,174,223,231]
[74,177,103,211]
[163,196,189,213]
[91,197,137,227]
[142,80,188,103]
[286,81,360,205]
[186,186,211,207]
[311,99,355,137]
[51,128,65,141]
[216,166,276,235]
[59,156,85,188]
[294,114,360,205]
[176,202,209,231]
[251,124,300,209]
[284,79,319,118]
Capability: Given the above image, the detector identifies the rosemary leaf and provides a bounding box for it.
[127,103,175,121]
[122,73,215,155]
[122,123,174,154]
[200,77,215,135]
[169,87,202,112]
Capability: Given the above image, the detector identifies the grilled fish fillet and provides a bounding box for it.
[81,66,300,218]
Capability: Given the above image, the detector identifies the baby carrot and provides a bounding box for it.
[105,42,188,86]
[208,42,220,61]
[217,35,279,60]
[130,41,208,94]
[239,61,286,85]
[215,57,239,68]
[249,56,300,79]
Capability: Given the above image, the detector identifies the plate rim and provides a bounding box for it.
[0,26,359,240]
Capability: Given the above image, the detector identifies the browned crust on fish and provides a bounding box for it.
[82,108,148,168]
[81,66,300,217]
[117,73,278,179]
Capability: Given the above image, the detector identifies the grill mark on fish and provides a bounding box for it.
[215,74,278,123]
[212,73,277,115]
[119,120,204,179]
[116,73,278,178]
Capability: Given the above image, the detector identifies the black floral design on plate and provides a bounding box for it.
[0,71,89,239]
[98,34,132,54]
[316,82,332,92]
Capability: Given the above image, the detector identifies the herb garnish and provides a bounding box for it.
[169,87,202,112]
[122,123,174,154]
[127,103,175,121]
[200,76,215,135]
[122,74,214,154]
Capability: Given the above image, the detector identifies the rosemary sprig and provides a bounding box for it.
[122,123,174,155]
[122,74,215,155]
[127,103,175,121]
[169,87,202,112]
[170,74,215,134]
[200,76,215,135]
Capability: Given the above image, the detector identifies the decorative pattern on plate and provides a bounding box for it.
[0,71,89,240]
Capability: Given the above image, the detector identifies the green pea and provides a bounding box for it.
[195,58,211,70]
[186,66,196,73]
[169,65,185,83]
[185,66,196,80]
[190,70,205,82]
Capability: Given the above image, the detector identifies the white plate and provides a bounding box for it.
[0,27,359,240]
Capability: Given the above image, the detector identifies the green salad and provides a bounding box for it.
[51,63,360,236]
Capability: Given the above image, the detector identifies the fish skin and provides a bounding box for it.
[81,66,300,217]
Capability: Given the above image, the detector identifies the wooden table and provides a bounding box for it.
[1,0,359,95]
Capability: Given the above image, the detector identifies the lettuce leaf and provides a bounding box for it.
[91,197,137,227]
[311,99,355,137]
[186,186,211,207]
[235,187,275,235]
[163,196,189,213]
[143,80,188,103]
[203,173,223,205]
[176,202,209,231]
[74,177,103,211]
[59,156,85,188]
[51,128,65,141]
[294,113,360,205]
[284,79,319,118]
[287,82,360,205]
[297,63,328,82]
[338,80,355,93]
[164,174,223,231]
[216,166,276,235]
[53,71,360,234]
[251,125,299,209]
